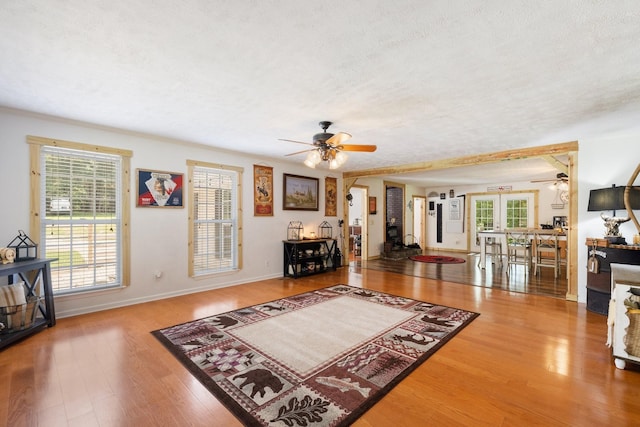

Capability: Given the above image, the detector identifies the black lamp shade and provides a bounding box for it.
[588,185,640,211]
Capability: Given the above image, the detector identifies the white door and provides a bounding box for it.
[412,196,425,250]
[470,193,534,251]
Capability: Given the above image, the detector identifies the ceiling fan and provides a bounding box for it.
[530,172,568,185]
[280,121,377,169]
[532,172,569,206]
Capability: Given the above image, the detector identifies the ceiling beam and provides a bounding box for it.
[542,155,569,175]
[342,141,578,179]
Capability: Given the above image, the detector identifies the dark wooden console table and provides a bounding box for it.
[0,258,56,349]
[283,239,337,279]
[586,239,640,315]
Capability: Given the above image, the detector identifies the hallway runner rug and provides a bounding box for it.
[152,285,479,426]
[409,255,466,264]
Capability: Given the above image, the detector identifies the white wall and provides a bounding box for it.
[0,109,342,317]
[4,108,640,309]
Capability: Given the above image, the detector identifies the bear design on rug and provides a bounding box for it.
[211,315,238,329]
[234,368,284,399]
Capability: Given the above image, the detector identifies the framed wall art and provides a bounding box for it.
[369,196,377,214]
[253,165,274,216]
[283,173,319,211]
[136,169,183,207]
[325,177,337,216]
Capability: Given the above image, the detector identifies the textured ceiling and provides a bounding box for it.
[1,1,640,183]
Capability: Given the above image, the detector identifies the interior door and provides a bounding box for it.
[412,196,426,250]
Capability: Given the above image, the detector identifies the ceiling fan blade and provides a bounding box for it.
[326,132,352,146]
[279,138,314,146]
[340,144,377,152]
[285,148,315,157]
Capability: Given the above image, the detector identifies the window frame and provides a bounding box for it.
[187,159,243,277]
[28,135,132,292]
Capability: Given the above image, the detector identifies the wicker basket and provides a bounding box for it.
[0,296,40,334]
[624,308,640,358]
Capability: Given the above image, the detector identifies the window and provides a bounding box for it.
[187,160,243,276]
[475,199,495,230]
[28,136,131,294]
[505,198,529,228]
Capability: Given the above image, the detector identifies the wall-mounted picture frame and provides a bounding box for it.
[253,165,273,216]
[369,196,377,214]
[283,173,319,211]
[325,177,337,216]
[136,169,183,208]
[449,198,461,221]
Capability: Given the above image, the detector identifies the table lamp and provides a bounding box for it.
[588,185,640,244]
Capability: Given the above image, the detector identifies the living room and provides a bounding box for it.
[2,2,640,426]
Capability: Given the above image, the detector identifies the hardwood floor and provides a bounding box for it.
[355,250,568,299]
[1,266,639,426]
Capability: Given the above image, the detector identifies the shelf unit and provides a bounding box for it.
[283,239,337,278]
[1,258,57,350]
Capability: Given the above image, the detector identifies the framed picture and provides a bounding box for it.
[136,169,183,207]
[449,199,461,221]
[553,215,568,230]
[325,177,337,216]
[369,196,377,214]
[253,165,273,216]
[283,173,319,211]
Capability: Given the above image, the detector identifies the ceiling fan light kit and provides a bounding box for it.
[281,121,376,169]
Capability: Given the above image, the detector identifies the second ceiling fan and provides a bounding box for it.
[280,121,377,169]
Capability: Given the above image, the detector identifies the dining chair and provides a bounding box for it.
[533,230,561,278]
[505,228,532,275]
[478,236,503,268]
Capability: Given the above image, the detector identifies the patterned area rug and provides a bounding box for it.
[409,255,467,264]
[152,285,479,426]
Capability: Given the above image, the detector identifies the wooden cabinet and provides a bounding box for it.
[283,239,337,278]
[0,259,56,349]
[586,240,640,315]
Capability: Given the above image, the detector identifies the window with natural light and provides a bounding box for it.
[29,136,131,294]
[187,160,243,276]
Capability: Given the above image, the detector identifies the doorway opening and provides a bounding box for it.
[348,186,368,261]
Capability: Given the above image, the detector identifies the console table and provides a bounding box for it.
[283,239,337,279]
[586,239,640,315]
[0,259,56,349]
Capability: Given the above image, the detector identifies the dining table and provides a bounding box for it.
[478,228,566,269]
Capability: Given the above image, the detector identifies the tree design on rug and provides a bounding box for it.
[270,395,330,426]
[366,354,409,381]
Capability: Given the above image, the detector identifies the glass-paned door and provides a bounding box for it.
[470,193,534,251]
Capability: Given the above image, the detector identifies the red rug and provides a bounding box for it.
[409,255,466,264]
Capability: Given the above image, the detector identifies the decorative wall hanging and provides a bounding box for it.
[283,174,319,211]
[136,169,183,207]
[369,196,377,214]
[325,177,337,216]
[253,165,273,216]
[449,199,461,221]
